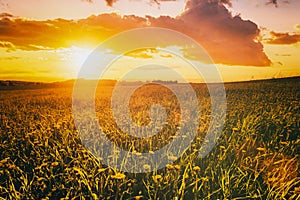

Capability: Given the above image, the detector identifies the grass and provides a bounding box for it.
[0,79,299,199]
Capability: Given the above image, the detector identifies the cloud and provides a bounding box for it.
[105,0,117,6]
[275,53,291,56]
[125,48,158,59]
[265,0,290,7]
[0,13,13,18]
[86,0,282,7]
[152,0,271,66]
[0,1,272,66]
[265,31,300,45]
[0,41,16,51]
[0,56,20,60]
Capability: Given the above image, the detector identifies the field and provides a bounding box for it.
[0,78,299,199]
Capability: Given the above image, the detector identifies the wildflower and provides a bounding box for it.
[37,177,44,182]
[51,162,59,167]
[166,164,174,170]
[193,166,200,171]
[143,164,151,171]
[152,174,162,182]
[174,165,181,170]
[135,195,143,200]
[168,156,177,161]
[133,151,142,156]
[8,164,15,169]
[41,163,47,167]
[169,135,177,139]
[111,173,126,180]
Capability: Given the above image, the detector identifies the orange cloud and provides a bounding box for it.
[0,13,146,50]
[147,0,271,66]
[0,0,272,66]
[265,31,300,45]
[0,41,16,51]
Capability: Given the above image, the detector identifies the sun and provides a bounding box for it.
[58,46,94,75]
[68,46,93,67]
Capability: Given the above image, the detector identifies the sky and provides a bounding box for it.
[0,0,299,82]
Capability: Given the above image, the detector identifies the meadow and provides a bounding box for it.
[0,78,299,199]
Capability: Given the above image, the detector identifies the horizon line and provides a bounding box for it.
[0,75,300,85]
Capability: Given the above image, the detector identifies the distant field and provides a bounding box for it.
[0,78,299,199]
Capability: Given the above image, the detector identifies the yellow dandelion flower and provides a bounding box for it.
[8,164,15,169]
[135,195,143,200]
[41,163,47,167]
[174,165,181,170]
[143,164,151,171]
[168,156,177,161]
[193,166,200,171]
[149,150,154,154]
[37,177,44,182]
[166,164,174,170]
[202,177,209,182]
[51,162,59,167]
[111,173,126,180]
[152,174,162,182]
